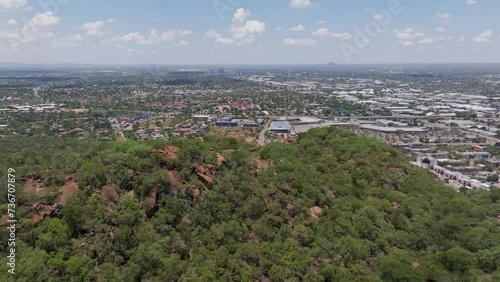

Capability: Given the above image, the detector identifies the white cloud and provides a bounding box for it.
[20,11,60,43]
[290,24,306,31]
[465,0,478,5]
[82,21,105,36]
[373,14,385,21]
[0,0,26,11]
[103,28,192,47]
[283,38,316,46]
[398,40,414,47]
[418,37,437,44]
[51,34,84,48]
[81,19,115,36]
[472,36,490,43]
[311,28,352,40]
[311,28,330,37]
[315,20,326,24]
[0,29,19,39]
[435,27,447,32]
[7,19,18,26]
[478,30,492,38]
[394,28,425,40]
[206,29,222,40]
[289,0,313,9]
[174,40,190,47]
[206,8,265,45]
[215,37,234,45]
[124,48,143,56]
[472,30,492,43]
[177,29,192,36]
[437,13,452,22]
[331,32,352,40]
[459,37,465,42]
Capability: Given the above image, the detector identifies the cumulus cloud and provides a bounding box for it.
[289,0,313,9]
[473,30,492,43]
[372,14,385,21]
[7,19,18,26]
[174,40,190,47]
[418,37,437,44]
[311,28,352,40]
[206,8,265,45]
[290,24,306,31]
[393,28,425,40]
[283,38,316,46]
[81,19,114,36]
[0,0,26,11]
[437,13,452,22]
[0,29,19,39]
[51,34,85,48]
[0,12,61,45]
[398,40,414,47]
[115,29,191,45]
[435,27,447,32]
[465,0,478,5]
[20,11,60,43]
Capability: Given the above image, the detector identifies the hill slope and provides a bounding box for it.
[1,127,500,281]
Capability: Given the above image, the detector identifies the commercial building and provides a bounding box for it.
[268,121,291,134]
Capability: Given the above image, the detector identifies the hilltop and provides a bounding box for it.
[0,127,499,281]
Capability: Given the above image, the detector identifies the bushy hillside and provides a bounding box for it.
[1,127,500,282]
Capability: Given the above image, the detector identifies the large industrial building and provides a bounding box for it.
[268,121,291,134]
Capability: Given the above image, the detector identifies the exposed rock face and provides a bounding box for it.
[101,184,120,203]
[168,170,184,189]
[255,158,269,170]
[57,180,79,205]
[310,206,323,218]
[23,173,46,196]
[215,153,226,169]
[155,146,180,159]
[196,164,216,187]
[29,203,55,224]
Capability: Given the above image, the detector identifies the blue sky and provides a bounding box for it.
[0,0,499,64]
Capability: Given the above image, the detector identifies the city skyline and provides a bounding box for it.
[0,0,499,64]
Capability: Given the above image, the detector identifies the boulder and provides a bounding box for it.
[29,203,54,224]
[101,184,120,203]
[215,153,226,169]
[310,206,323,218]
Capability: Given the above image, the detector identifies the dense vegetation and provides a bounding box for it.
[1,128,500,281]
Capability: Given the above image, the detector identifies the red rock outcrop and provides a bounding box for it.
[196,164,216,187]
[215,153,226,169]
[310,206,323,218]
[101,184,120,203]
[155,146,180,159]
[57,181,79,205]
[29,203,55,224]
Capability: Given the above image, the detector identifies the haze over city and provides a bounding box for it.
[0,0,499,64]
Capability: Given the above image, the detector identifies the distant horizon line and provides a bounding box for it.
[1,62,500,67]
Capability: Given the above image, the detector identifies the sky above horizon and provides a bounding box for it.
[0,0,499,65]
